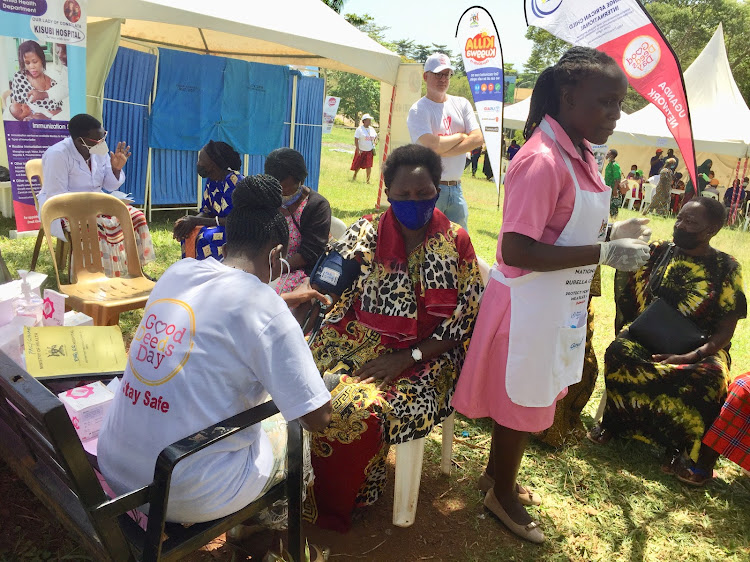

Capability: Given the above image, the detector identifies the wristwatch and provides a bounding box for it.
[411,346,423,363]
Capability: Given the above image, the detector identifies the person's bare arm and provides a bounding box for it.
[502,232,600,272]
[441,128,484,157]
[299,401,332,432]
[415,132,465,154]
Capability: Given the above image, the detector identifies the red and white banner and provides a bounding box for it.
[526,0,697,188]
[456,6,505,194]
[322,96,340,134]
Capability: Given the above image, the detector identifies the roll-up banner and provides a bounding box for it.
[0,0,87,232]
[322,96,340,134]
[456,6,504,195]
[525,0,697,188]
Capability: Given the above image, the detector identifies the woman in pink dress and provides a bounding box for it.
[452,47,651,544]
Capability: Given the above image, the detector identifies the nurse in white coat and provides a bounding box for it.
[452,47,651,544]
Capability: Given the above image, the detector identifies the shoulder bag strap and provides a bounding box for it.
[648,243,675,297]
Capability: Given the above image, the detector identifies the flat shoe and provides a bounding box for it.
[477,472,542,506]
[483,489,545,544]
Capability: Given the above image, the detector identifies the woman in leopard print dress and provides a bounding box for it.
[305,145,483,532]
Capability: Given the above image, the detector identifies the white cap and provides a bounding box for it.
[424,53,454,74]
[361,114,372,121]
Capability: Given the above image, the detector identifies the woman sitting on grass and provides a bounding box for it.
[589,197,746,484]
[306,144,483,532]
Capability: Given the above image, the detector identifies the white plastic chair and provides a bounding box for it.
[703,190,719,201]
[742,200,750,231]
[622,180,640,210]
[329,216,347,240]
[640,183,656,213]
[392,255,491,527]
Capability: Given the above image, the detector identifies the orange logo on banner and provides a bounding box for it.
[464,32,497,63]
[622,36,661,79]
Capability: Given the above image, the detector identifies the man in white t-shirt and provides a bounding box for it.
[352,113,378,183]
[407,53,483,231]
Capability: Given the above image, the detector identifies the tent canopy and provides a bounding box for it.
[88,0,401,84]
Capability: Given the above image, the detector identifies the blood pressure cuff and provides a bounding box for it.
[309,250,361,296]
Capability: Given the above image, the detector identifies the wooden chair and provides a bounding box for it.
[25,159,69,279]
[40,192,155,326]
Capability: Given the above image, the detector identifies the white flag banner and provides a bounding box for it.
[456,6,505,194]
[322,96,341,134]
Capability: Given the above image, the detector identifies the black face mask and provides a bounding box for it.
[197,165,211,178]
[673,228,702,250]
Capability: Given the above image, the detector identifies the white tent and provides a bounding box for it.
[503,96,531,131]
[88,0,401,84]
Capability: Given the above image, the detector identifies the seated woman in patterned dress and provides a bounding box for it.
[173,141,243,260]
[305,144,484,532]
[589,198,746,479]
[264,148,331,295]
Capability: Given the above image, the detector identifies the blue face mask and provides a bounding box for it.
[388,195,439,230]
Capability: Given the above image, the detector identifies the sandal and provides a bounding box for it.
[477,472,542,506]
[676,465,714,487]
[483,488,545,544]
[586,423,613,445]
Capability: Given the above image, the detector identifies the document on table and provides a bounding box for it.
[24,326,127,378]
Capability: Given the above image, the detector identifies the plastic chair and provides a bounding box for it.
[640,183,656,213]
[25,159,70,277]
[622,180,640,210]
[40,192,155,326]
[743,200,750,231]
[392,255,491,527]
[703,190,719,201]
[392,413,454,527]
[329,216,347,240]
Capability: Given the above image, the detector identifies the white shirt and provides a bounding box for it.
[354,125,377,151]
[407,95,479,181]
[98,258,330,523]
[39,137,125,238]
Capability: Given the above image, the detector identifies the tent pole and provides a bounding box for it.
[147,46,159,222]
[376,84,397,210]
[290,74,298,149]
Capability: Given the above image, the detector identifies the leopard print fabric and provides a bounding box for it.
[309,213,484,510]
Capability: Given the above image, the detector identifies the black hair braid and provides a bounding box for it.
[264,148,308,183]
[225,174,289,257]
[523,46,617,140]
[204,140,242,172]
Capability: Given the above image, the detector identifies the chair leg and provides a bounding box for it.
[440,413,455,476]
[30,229,44,271]
[393,437,425,528]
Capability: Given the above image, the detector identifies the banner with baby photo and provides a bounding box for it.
[456,6,505,196]
[0,0,87,232]
[525,0,698,191]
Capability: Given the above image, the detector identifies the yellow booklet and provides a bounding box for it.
[24,326,127,378]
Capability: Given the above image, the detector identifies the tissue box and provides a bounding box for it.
[58,381,114,441]
[63,311,94,327]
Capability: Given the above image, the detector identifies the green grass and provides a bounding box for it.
[1,124,748,560]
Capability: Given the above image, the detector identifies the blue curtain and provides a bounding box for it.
[220,60,289,155]
[284,73,324,191]
[102,48,156,206]
[150,149,199,205]
[149,49,225,150]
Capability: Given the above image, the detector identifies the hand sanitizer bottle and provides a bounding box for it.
[14,270,44,327]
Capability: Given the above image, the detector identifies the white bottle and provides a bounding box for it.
[14,270,44,327]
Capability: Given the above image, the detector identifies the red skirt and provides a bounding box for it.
[350,150,374,171]
[703,373,750,470]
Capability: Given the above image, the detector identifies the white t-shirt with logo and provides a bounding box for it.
[407,95,480,182]
[354,125,377,151]
[98,258,330,523]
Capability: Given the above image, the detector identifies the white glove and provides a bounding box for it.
[610,217,651,242]
[598,239,651,271]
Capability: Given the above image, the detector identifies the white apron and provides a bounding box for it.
[491,119,610,407]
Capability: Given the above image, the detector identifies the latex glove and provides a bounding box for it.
[598,239,651,271]
[611,217,651,242]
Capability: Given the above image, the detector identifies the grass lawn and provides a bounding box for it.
[1,124,749,560]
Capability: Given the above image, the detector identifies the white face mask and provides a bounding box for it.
[83,139,109,156]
